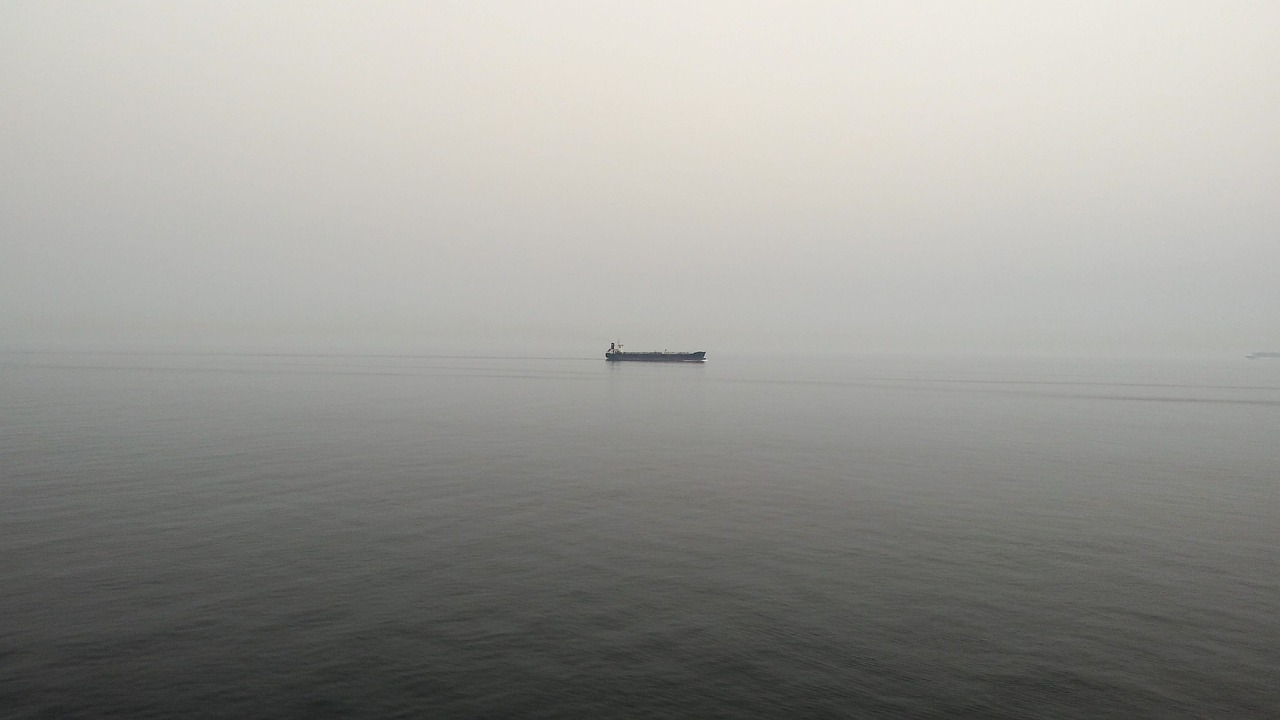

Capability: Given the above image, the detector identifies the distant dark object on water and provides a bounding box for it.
[606,342,706,363]
[1246,351,1280,359]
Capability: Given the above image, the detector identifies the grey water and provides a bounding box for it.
[2,351,1277,718]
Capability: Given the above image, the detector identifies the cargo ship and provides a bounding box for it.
[606,342,705,362]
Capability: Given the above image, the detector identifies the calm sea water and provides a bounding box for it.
[1,351,1277,718]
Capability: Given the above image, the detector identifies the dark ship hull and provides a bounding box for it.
[606,351,705,362]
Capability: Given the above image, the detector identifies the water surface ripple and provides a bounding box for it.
[2,353,1277,718]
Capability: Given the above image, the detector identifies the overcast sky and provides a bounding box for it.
[3,1,1277,355]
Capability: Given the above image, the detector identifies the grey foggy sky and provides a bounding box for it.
[3,1,1277,355]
